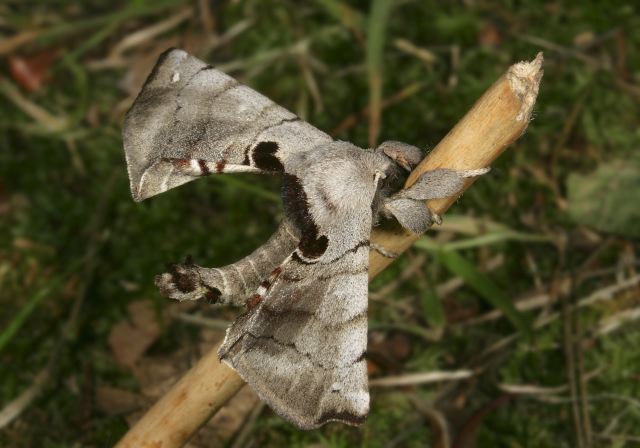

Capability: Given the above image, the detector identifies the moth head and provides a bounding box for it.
[377,141,423,172]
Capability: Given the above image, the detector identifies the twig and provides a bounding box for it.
[452,394,514,448]
[407,396,450,448]
[0,78,68,132]
[394,38,437,64]
[499,368,602,397]
[115,53,544,448]
[575,292,594,447]
[229,401,266,448]
[596,307,640,335]
[596,434,640,444]
[330,81,424,136]
[459,272,640,327]
[368,52,543,278]
[0,357,55,428]
[109,8,194,58]
[369,370,475,387]
[369,252,427,300]
[473,274,640,362]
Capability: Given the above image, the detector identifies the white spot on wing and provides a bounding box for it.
[171,71,180,83]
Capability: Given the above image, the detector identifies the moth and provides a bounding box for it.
[123,48,487,430]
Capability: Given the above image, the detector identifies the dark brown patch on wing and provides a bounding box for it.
[282,174,328,259]
[242,146,251,166]
[246,294,262,310]
[166,158,190,170]
[299,234,328,259]
[215,160,226,173]
[252,141,283,172]
[198,159,210,175]
[167,264,197,293]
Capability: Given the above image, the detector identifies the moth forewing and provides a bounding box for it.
[123,48,331,201]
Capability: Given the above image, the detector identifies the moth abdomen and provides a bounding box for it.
[282,174,328,260]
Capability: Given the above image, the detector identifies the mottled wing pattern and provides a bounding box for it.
[219,143,393,429]
[219,246,370,429]
[123,48,332,201]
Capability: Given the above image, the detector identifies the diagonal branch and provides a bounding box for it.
[116,53,544,448]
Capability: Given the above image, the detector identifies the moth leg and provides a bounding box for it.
[382,197,435,234]
[377,141,423,171]
[383,167,489,234]
[400,167,490,201]
[155,221,299,306]
[155,262,216,302]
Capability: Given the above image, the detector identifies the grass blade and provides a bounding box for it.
[415,230,554,252]
[211,176,280,203]
[366,0,394,147]
[420,269,446,332]
[316,0,365,33]
[437,250,532,337]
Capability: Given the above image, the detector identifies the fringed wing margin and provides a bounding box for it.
[219,243,370,430]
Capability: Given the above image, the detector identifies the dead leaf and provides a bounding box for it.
[134,354,186,398]
[367,331,412,373]
[567,155,640,238]
[95,386,142,416]
[478,22,502,47]
[573,30,595,48]
[388,333,412,360]
[121,332,259,447]
[108,301,161,369]
[8,51,57,92]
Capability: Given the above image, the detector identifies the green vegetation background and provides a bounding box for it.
[1,1,639,446]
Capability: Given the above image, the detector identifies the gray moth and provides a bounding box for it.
[123,48,487,430]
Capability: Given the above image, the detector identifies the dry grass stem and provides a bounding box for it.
[369,370,475,387]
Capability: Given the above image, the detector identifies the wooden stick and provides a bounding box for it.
[116,53,543,448]
[369,52,544,277]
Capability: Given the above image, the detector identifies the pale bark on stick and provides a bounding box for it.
[116,53,543,448]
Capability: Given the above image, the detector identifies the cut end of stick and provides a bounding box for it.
[508,52,544,122]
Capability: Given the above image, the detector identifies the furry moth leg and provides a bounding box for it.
[155,221,299,306]
[383,167,489,234]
